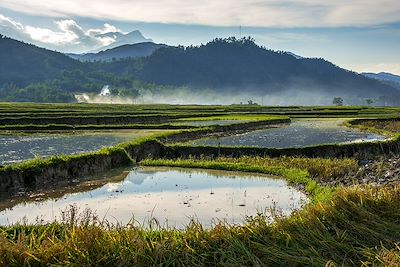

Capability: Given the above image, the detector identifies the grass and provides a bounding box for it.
[350,118,400,135]
[0,102,399,117]
[175,114,285,121]
[0,135,164,173]
[0,103,400,265]
[0,123,197,131]
[0,116,289,132]
[0,185,398,266]
[168,132,400,161]
[0,143,127,172]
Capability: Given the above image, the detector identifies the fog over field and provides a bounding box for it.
[86,87,386,106]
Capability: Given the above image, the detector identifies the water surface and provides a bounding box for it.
[187,119,385,148]
[0,130,167,165]
[0,167,307,228]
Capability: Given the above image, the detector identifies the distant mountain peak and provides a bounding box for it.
[285,51,303,59]
[91,30,152,53]
[361,72,400,89]
[68,42,167,62]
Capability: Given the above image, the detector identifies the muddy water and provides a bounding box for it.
[0,130,168,165]
[187,119,386,148]
[0,167,307,228]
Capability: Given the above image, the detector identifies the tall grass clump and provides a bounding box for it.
[347,118,400,136]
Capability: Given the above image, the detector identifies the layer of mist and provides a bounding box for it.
[75,85,395,106]
[137,88,385,106]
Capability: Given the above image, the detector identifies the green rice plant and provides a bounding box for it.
[143,155,357,181]
[346,117,400,136]
[176,115,285,121]
[362,243,400,266]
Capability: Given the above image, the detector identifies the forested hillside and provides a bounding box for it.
[0,35,399,104]
[0,34,82,87]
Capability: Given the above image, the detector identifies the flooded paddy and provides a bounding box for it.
[0,130,168,165]
[172,120,250,127]
[187,119,386,148]
[0,167,307,228]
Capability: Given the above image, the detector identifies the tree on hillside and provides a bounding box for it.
[333,97,343,106]
[365,99,374,106]
[110,88,120,96]
[120,88,140,99]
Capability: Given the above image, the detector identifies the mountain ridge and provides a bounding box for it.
[0,34,83,87]
[0,34,399,105]
[104,37,396,100]
[362,72,400,89]
[90,30,152,53]
[68,42,167,62]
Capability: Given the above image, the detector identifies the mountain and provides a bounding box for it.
[68,42,167,62]
[103,37,398,102]
[285,51,303,59]
[0,35,138,103]
[0,34,82,87]
[91,30,152,52]
[1,35,399,105]
[362,72,400,89]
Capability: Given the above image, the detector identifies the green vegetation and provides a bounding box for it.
[0,102,399,134]
[0,116,288,133]
[168,133,400,160]
[0,103,399,265]
[0,185,398,266]
[349,118,400,135]
[143,156,357,183]
[2,35,400,104]
[0,102,399,119]
[175,114,282,121]
[0,123,195,131]
[0,133,168,173]
[332,96,344,106]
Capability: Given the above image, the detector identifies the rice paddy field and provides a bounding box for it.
[0,102,399,266]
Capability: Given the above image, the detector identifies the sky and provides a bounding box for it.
[0,0,399,75]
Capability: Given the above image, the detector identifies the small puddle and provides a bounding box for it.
[0,167,307,228]
[0,130,168,165]
[187,119,386,148]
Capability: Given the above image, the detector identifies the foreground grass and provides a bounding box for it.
[1,104,399,265]
[0,186,399,266]
[0,143,398,265]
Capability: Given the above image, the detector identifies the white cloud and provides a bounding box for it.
[25,24,79,44]
[0,14,121,52]
[87,23,121,36]
[0,0,400,27]
[344,63,400,76]
[25,19,117,47]
[0,14,24,30]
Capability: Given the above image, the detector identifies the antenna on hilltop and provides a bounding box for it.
[239,25,242,39]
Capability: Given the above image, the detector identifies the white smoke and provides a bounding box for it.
[74,85,138,104]
[99,85,111,96]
